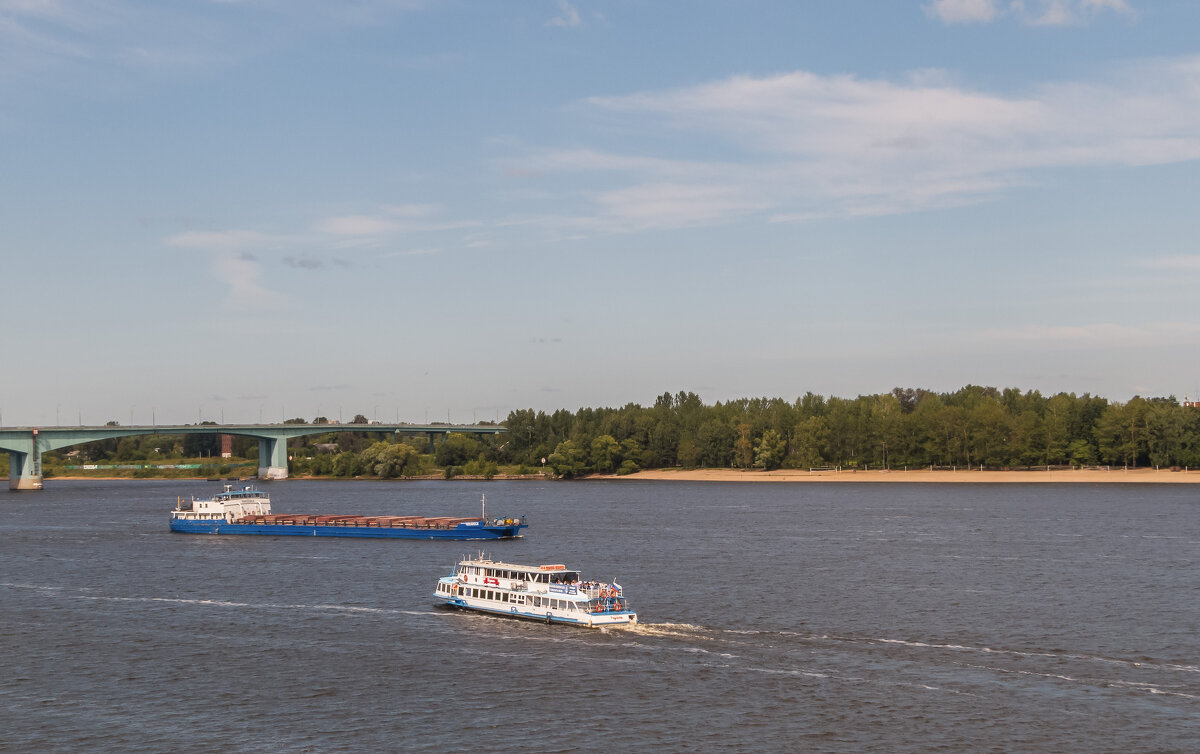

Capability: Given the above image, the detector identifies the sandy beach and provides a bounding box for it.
[605,467,1200,484]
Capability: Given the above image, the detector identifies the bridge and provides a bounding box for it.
[0,423,505,491]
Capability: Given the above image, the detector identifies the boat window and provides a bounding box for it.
[502,593,509,602]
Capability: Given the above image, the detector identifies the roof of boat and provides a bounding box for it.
[457,557,572,572]
[214,485,268,497]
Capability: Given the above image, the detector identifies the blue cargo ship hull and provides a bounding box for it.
[169,520,526,539]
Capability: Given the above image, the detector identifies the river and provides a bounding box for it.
[2,479,1196,752]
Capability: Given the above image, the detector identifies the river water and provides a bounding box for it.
[1,480,1196,752]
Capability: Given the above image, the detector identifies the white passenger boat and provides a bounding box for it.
[434,554,637,627]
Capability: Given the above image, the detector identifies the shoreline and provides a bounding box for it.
[603,467,1200,484]
[38,468,1200,484]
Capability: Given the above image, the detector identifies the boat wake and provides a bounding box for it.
[626,621,712,641]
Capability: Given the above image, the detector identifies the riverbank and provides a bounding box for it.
[603,467,1200,483]
[37,468,1200,484]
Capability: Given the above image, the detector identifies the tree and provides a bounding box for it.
[332,451,364,477]
[436,433,482,467]
[547,440,586,478]
[361,441,419,478]
[789,416,828,468]
[589,434,621,474]
[732,423,753,468]
[754,429,786,470]
[1094,399,1149,467]
[1066,438,1097,466]
[697,419,734,468]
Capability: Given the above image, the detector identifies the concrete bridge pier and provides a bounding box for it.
[2,431,42,491]
[257,436,289,480]
[8,449,42,490]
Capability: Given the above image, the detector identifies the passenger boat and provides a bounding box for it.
[169,486,527,539]
[433,554,637,627]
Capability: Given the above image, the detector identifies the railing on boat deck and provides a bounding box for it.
[580,586,624,600]
[587,597,630,613]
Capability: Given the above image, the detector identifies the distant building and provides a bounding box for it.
[315,443,340,454]
[221,435,233,458]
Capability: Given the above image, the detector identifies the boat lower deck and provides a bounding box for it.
[433,577,637,627]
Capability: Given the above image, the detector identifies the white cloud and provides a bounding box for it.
[533,56,1200,230]
[593,182,768,230]
[315,214,398,236]
[314,207,478,238]
[167,229,287,306]
[925,0,1000,24]
[546,0,581,28]
[385,203,440,218]
[926,0,1134,26]
[1020,0,1135,26]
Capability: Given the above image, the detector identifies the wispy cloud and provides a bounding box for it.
[521,55,1200,230]
[546,0,581,28]
[926,0,1134,26]
[1143,255,1200,272]
[975,321,1200,346]
[925,0,1001,24]
[314,204,477,238]
[167,229,288,305]
[0,0,433,81]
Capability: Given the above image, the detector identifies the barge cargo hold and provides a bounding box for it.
[169,486,527,540]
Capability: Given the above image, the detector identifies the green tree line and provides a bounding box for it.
[500,387,1200,476]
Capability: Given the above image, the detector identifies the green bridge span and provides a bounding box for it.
[0,423,505,491]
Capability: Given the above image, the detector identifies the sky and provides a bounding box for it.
[2,0,1200,427]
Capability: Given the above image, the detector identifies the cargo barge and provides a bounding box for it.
[169,485,527,539]
[434,554,637,627]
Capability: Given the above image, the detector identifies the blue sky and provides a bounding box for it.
[3,0,1199,427]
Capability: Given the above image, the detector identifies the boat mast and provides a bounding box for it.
[481,493,486,522]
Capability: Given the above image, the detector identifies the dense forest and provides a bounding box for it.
[14,387,1200,479]
[502,387,1200,477]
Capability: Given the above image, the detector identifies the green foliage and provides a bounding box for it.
[463,458,498,479]
[547,439,587,478]
[495,387,1200,474]
[754,429,786,470]
[331,451,364,477]
[616,459,640,475]
[360,441,420,478]
[435,433,482,467]
[589,434,621,473]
